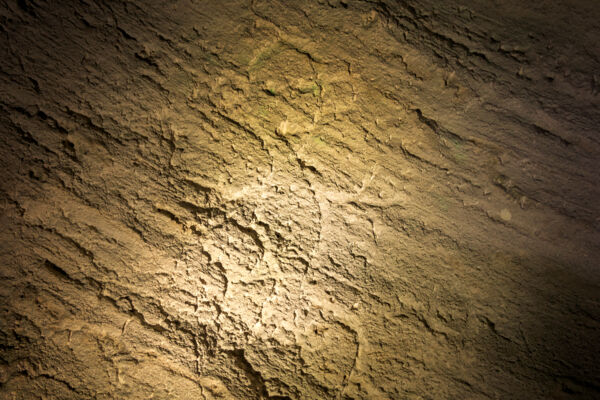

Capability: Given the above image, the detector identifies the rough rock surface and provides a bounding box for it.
[1,0,599,398]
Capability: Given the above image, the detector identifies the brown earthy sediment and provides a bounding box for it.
[1,0,599,398]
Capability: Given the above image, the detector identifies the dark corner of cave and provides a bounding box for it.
[1,0,599,399]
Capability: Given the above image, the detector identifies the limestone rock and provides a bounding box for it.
[1,0,599,398]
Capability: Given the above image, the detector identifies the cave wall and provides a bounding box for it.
[1,0,599,398]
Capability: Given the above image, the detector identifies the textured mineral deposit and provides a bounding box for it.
[0,0,599,399]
